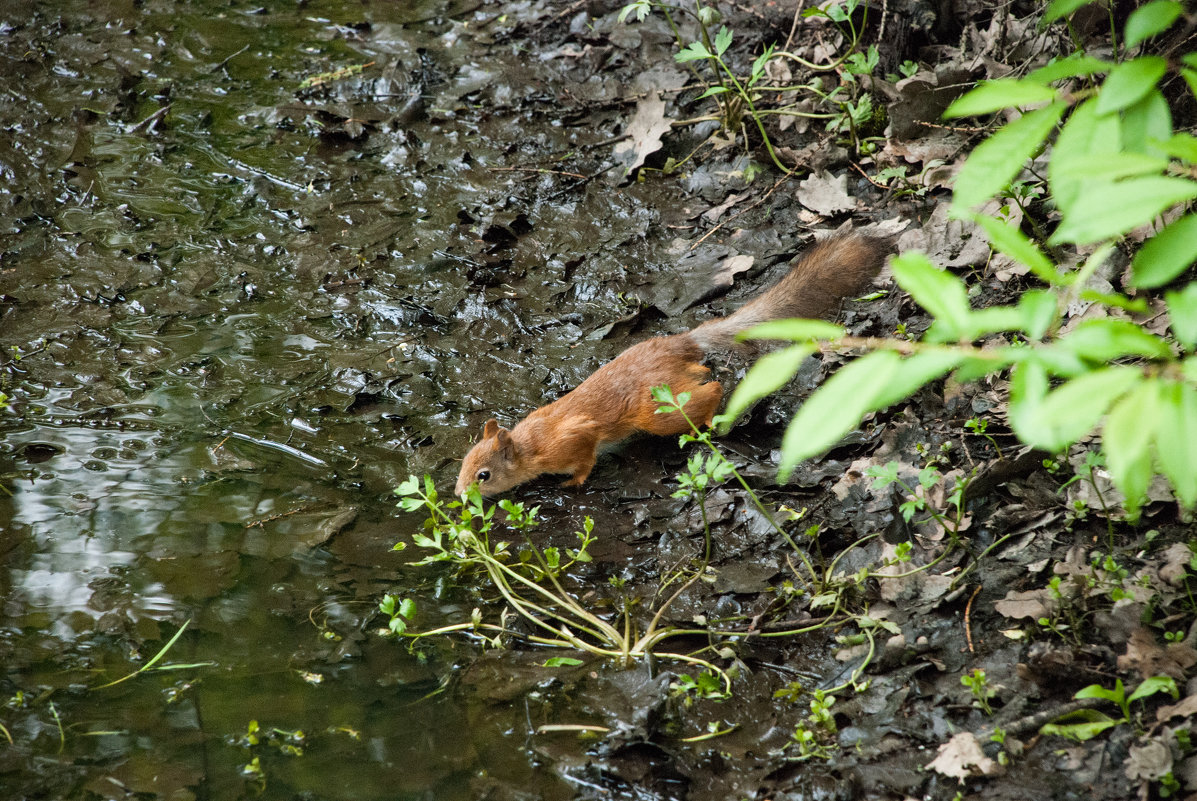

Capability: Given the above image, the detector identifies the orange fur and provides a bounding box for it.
[455,232,892,496]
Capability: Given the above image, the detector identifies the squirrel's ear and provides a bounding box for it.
[482,418,500,439]
[495,427,516,460]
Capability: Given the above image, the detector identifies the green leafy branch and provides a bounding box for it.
[722,1,1197,519]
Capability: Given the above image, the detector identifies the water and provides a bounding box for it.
[0,1,671,797]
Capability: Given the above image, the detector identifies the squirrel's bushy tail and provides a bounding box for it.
[688,232,891,353]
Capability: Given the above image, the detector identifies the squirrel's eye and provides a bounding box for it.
[477,470,491,482]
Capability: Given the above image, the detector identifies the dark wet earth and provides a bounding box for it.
[3,1,1195,799]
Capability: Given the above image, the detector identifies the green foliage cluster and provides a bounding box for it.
[386,474,733,687]
[727,0,1197,519]
[619,0,882,168]
[1043,675,1177,741]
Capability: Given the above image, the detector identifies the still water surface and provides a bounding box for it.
[1,1,664,796]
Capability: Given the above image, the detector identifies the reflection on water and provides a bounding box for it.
[0,0,660,797]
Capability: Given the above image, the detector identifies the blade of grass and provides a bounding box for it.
[95,620,193,689]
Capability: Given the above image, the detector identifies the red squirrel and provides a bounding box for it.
[455,232,891,496]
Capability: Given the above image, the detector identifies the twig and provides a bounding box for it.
[850,161,889,189]
[782,1,808,53]
[916,119,990,134]
[246,505,315,529]
[691,172,792,250]
[537,723,610,734]
[212,43,250,73]
[126,105,171,134]
[964,584,982,653]
[983,697,1105,738]
[488,166,588,180]
[532,0,586,31]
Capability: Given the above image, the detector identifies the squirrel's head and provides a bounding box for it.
[455,418,522,497]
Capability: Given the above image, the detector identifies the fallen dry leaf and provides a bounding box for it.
[612,92,674,176]
[1118,627,1197,680]
[1156,693,1197,723]
[1125,738,1172,782]
[796,170,855,216]
[926,732,1001,779]
[1159,543,1194,587]
[994,588,1055,621]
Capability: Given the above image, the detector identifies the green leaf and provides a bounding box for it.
[1185,355,1197,383]
[1097,57,1168,115]
[1058,319,1172,362]
[891,252,972,339]
[954,351,1021,383]
[714,25,733,56]
[544,657,584,667]
[1040,713,1120,741]
[951,102,1066,213]
[1076,681,1124,705]
[398,598,417,619]
[1050,99,1122,217]
[722,344,818,428]
[1009,366,1140,451]
[740,319,845,341]
[1166,282,1197,349]
[1079,290,1149,315]
[1043,0,1093,24]
[675,40,713,62]
[1131,214,1197,289]
[869,350,964,410]
[1019,290,1061,340]
[1125,1,1182,48]
[1048,151,1169,181]
[944,79,1059,118]
[971,214,1059,284]
[750,47,773,83]
[1127,675,1179,703]
[1049,177,1197,245]
[1155,381,1197,508]
[697,86,730,99]
[1121,89,1173,157]
[966,306,1026,337]
[1104,381,1160,517]
[778,350,901,479]
[1154,133,1197,164]
[1027,54,1113,84]
[1184,68,1197,103]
